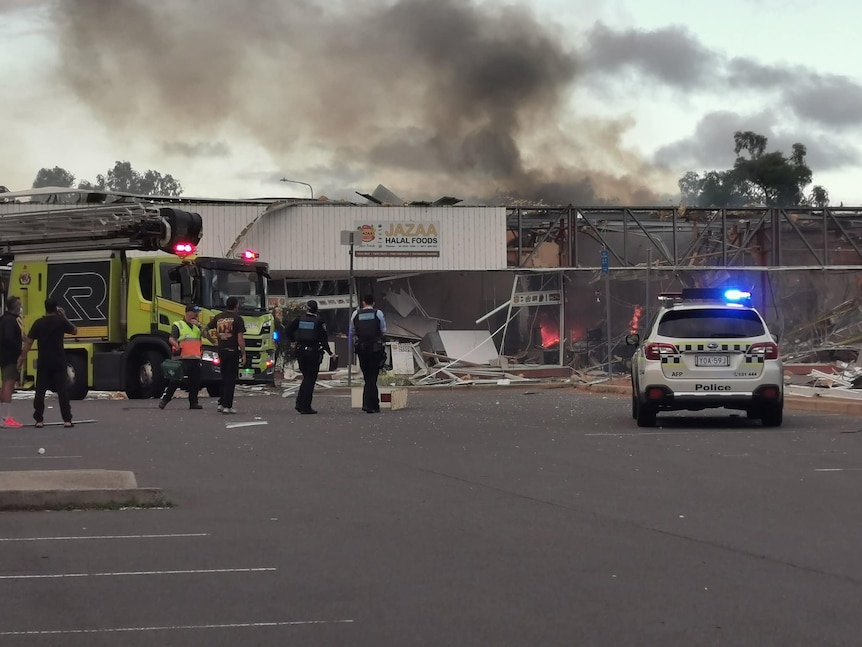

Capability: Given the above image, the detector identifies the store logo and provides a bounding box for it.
[359,224,375,242]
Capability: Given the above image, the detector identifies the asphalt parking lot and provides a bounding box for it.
[1,387,861,646]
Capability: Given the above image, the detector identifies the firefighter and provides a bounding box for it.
[159,304,204,410]
[285,300,331,414]
[350,294,387,413]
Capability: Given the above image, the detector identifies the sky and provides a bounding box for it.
[2,0,862,205]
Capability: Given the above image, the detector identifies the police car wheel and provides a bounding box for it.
[760,403,783,427]
[636,402,656,428]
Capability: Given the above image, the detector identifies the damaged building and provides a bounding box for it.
[7,187,862,388]
[180,190,862,388]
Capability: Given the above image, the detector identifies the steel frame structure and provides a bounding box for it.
[508,206,862,270]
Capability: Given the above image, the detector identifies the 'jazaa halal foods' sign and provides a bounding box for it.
[354,221,440,257]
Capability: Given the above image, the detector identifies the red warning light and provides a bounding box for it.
[174,242,196,257]
[242,249,260,261]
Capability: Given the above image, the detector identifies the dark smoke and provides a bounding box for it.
[50,0,670,204]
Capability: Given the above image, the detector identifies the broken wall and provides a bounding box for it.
[273,267,862,370]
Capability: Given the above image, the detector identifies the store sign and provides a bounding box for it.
[354,221,440,257]
[512,291,562,307]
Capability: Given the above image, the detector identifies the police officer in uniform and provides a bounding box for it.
[159,304,204,410]
[285,299,331,414]
[351,294,387,413]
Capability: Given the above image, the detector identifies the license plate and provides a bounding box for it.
[239,370,254,380]
[696,354,729,367]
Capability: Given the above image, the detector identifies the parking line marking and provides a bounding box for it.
[0,619,354,636]
[225,421,268,429]
[0,567,276,580]
[0,533,210,542]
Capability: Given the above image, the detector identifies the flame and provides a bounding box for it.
[629,305,643,334]
[539,312,560,348]
[569,326,586,343]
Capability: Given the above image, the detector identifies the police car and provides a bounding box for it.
[627,288,783,427]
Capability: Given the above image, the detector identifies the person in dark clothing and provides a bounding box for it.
[0,296,25,428]
[20,299,77,428]
[207,296,246,414]
[159,304,205,410]
[285,299,331,414]
[350,294,388,413]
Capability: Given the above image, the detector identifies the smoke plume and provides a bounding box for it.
[50,0,670,203]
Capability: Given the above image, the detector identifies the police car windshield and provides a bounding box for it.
[657,309,765,338]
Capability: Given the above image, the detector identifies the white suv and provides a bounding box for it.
[627,288,783,427]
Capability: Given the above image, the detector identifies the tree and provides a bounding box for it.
[33,161,183,197]
[98,161,183,196]
[141,169,183,196]
[32,167,76,188]
[678,131,826,208]
[810,185,829,208]
[32,162,184,196]
[680,169,748,208]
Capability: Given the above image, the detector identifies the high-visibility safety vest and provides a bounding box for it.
[174,320,203,358]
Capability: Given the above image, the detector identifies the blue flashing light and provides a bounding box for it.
[273,330,280,341]
[724,289,751,302]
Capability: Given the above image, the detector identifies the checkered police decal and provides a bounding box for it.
[675,342,750,352]
[659,342,765,367]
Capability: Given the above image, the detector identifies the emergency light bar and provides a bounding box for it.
[173,242,196,258]
[657,292,683,304]
[241,249,260,261]
[723,289,751,302]
[678,287,753,306]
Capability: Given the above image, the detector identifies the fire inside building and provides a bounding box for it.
[5,188,862,381]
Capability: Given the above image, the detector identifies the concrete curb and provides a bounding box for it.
[569,383,862,416]
[0,470,168,512]
[0,488,167,511]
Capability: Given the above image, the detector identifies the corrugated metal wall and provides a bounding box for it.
[189,204,265,258]
[234,204,507,275]
[1,200,508,274]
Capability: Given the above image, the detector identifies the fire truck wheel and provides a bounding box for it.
[67,354,89,401]
[139,350,168,400]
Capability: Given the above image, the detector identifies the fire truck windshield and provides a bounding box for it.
[201,267,267,313]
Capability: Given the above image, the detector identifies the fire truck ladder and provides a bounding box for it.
[0,202,194,255]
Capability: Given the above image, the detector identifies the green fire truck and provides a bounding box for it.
[0,189,275,399]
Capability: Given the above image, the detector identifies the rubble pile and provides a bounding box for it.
[781,298,862,400]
